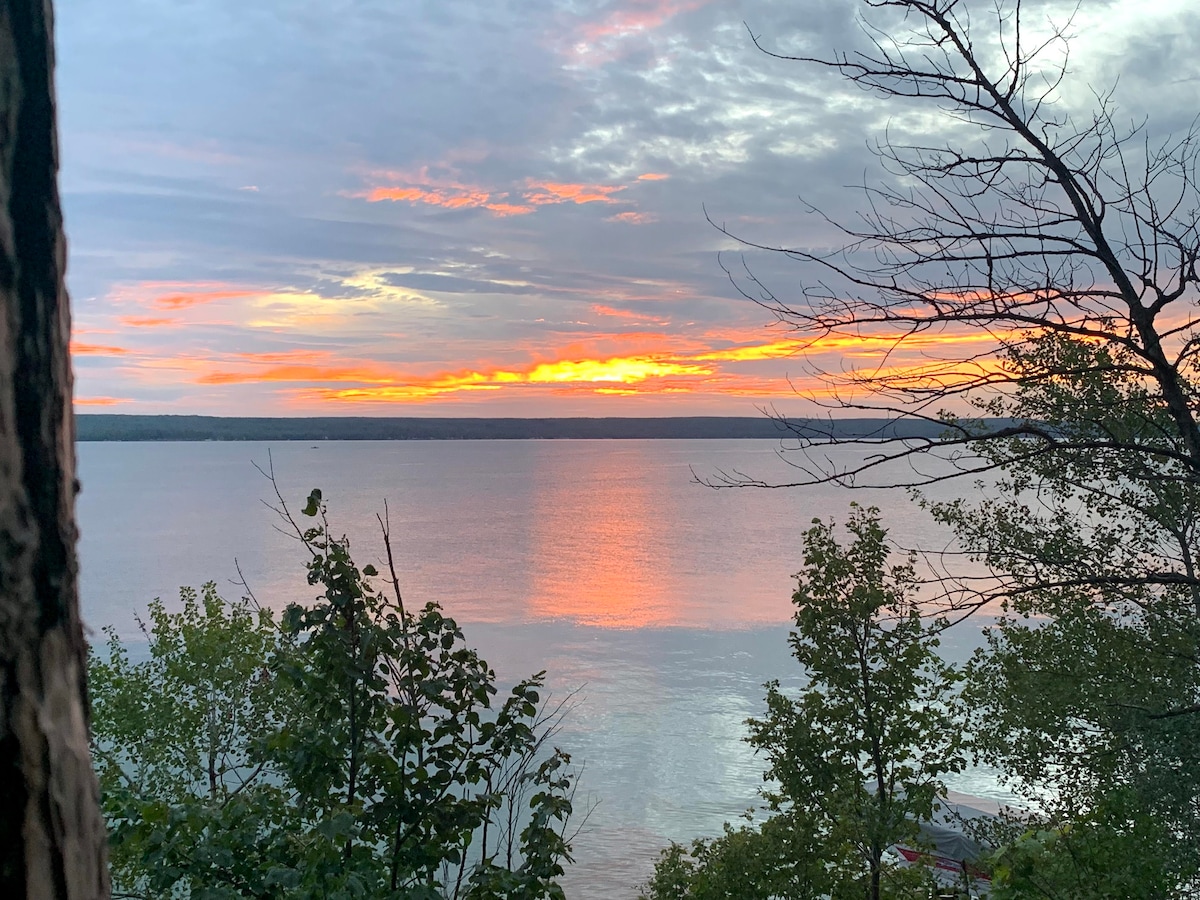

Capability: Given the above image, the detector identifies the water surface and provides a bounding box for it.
[77,439,1005,897]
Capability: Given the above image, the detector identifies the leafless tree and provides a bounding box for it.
[716,0,1200,492]
[0,1,110,895]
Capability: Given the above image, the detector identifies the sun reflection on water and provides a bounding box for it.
[527,443,678,627]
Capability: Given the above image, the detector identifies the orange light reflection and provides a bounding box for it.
[527,445,675,627]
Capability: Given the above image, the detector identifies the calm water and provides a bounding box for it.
[77,439,1008,898]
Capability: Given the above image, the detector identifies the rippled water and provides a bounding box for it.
[77,439,1009,897]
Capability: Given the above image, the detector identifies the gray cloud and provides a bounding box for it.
[56,0,1198,412]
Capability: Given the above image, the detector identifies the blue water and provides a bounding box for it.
[76,439,1009,897]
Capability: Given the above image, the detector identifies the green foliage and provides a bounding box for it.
[91,489,578,899]
[986,788,1176,900]
[91,583,293,897]
[927,334,1200,893]
[640,813,830,900]
[644,506,962,900]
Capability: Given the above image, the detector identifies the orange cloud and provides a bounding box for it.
[187,349,399,386]
[71,342,129,356]
[104,330,1013,411]
[153,288,258,310]
[74,396,129,406]
[683,329,1017,362]
[481,201,539,216]
[106,282,262,316]
[279,351,714,405]
[102,280,376,334]
[808,328,1025,355]
[281,337,834,405]
[365,186,535,216]
[197,364,396,386]
[225,350,328,363]
[120,316,180,328]
[527,356,706,383]
[107,280,262,312]
[565,0,710,65]
[524,180,625,206]
[589,304,669,323]
[694,340,802,362]
[576,0,705,43]
[637,172,670,181]
[607,211,656,225]
[360,165,630,217]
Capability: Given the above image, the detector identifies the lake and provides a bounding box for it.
[76,439,1011,897]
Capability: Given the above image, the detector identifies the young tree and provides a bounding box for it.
[0,2,109,895]
[640,813,831,900]
[90,585,295,897]
[91,490,580,899]
[273,488,579,898]
[643,506,965,900]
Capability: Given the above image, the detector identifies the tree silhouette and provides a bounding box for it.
[0,2,109,895]
[718,0,1200,491]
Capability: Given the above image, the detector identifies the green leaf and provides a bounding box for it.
[301,488,322,517]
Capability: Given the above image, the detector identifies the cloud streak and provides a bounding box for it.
[118,332,1000,412]
[359,166,638,218]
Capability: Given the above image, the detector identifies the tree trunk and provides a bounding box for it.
[0,1,110,897]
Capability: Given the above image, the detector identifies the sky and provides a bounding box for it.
[57,0,1200,416]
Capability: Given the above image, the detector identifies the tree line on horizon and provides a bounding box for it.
[75,415,954,443]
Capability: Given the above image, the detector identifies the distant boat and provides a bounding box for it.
[891,790,1017,897]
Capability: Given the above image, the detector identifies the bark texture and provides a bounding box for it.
[0,1,110,896]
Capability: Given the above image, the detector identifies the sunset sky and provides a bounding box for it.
[58,0,1199,415]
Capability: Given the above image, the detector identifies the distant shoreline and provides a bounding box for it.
[76,414,962,442]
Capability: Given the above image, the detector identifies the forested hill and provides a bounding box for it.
[76,414,959,442]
